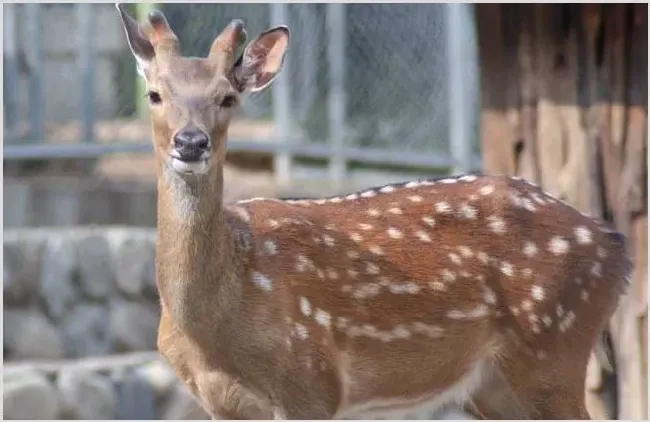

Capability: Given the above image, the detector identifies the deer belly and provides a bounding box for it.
[336,355,489,419]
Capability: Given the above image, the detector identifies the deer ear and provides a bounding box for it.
[115,3,155,78]
[232,26,290,93]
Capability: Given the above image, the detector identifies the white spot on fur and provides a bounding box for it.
[500,261,514,277]
[447,309,465,319]
[483,287,496,304]
[329,196,343,203]
[299,297,312,316]
[405,181,420,188]
[435,202,452,213]
[597,246,607,258]
[416,231,431,242]
[573,226,592,244]
[523,241,538,258]
[429,280,446,291]
[591,262,602,277]
[449,253,462,266]
[347,269,359,279]
[380,185,396,193]
[479,185,495,196]
[368,245,384,255]
[459,204,478,219]
[388,207,403,215]
[387,227,403,239]
[556,304,565,318]
[350,233,363,243]
[411,322,445,339]
[447,305,489,320]
[408,195,423,203]
[477,252,489,265]
[522,197,537,212]
[530,192,546,204]
[323,234,335,246]
[268,219,280,229]
[347,250,360,260]
[441,269,456,282]
[487,215,506,234]
[529,314,541,333]
[358,223,373,231]
[263,240,277,255]
[365,262,380,275]
[252,272,272,292]
[345,193,359,201]
[531,285,545,301]
[387,282,421,295]
[294,323,309,339]
[440,178,458,184]
[422,216,436,227]
[548,236,570,255]
[296,254,313,272]
[314,309,332,328]
[521,300,533,312]
[327,268,339,280]
[352,283,381,299]
[361,190,376,198]
[522,268,533,278]
[458,246,473,258]
[367,208,380,217]
[542,315,552,327]
[559,311,576,333]
[580,290,589,302]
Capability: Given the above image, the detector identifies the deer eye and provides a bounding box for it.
[147,90,162,105]
[220,95,237,108]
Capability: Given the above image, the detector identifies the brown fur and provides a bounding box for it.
[116,5,629,419]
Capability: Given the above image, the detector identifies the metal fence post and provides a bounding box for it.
[327,3,347,191]
[271,3,292,189]
[445,3,477,175]
[295,4,318,122]
[25,4,45,142]
[3,3,20,139]
[77,4,95,143]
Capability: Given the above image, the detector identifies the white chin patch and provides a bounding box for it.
[170,158,209,175]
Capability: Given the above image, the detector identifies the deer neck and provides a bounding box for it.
[155,157,244,342]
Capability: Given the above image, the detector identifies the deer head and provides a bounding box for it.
[115,4,289,179]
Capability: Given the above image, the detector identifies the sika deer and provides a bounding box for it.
[116,5,630,419]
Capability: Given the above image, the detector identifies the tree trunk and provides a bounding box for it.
[476,4,648,419]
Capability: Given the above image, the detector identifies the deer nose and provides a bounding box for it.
[173,129,210,161]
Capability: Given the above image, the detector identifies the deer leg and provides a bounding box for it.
[469,365,531,419]
[476,352,592,420]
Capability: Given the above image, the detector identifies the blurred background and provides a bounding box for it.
[2,3,647,420]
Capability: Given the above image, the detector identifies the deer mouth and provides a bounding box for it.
[169,153,210,175]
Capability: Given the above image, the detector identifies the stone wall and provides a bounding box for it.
[4,227,159,361]
[3,352,210,420]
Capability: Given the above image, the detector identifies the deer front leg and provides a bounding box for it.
[194,371,274,420]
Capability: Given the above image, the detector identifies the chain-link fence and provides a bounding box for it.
[3,3,481,186]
